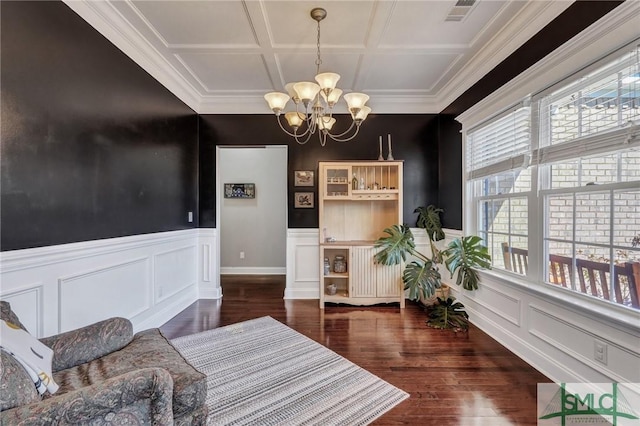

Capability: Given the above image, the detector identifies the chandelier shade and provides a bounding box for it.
[264,7,371,146]
[264,92,290,114]
[293,82,321,104]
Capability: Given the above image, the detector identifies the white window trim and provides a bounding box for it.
[459,3,640,325]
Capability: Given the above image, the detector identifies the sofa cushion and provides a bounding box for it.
[0,349,41,411]
[52,328,206,418]
[40,317,133,372]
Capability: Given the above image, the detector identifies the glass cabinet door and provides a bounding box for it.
[321,164,351,199]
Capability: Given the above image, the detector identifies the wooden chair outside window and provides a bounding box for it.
[575,258,640,308]
[501,242,528,275]
[549,254,573,288]
[501,243,640,308]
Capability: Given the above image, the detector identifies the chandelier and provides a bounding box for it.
[264,7,371,146]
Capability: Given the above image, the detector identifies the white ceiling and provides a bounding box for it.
[64,0,573,114]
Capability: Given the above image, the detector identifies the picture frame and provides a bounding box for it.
[224,183,256,199]
[294,170,314,187]
[294,192,314,208]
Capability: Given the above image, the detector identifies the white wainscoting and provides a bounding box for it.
[285,229,320,299]
[198,228,221,300]
[0,229,221,336]
[458,269,640,384]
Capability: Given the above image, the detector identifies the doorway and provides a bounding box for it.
[216,146,287,285]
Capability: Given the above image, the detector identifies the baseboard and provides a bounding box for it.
[199,286,223,299]
[284,287,319,299]
[133,287,199,333]
[220,267,286,275]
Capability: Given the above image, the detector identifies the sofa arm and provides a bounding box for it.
[0,368,174,425]
[39,317,133,372]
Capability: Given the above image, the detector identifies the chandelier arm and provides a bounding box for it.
[276,115,316,144]
[326,120,357,138]
[326,123,362,142]
[294,129,316,145]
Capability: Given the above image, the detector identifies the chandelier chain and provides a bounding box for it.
[315,20,322,74]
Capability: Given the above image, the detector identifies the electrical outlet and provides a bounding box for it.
[594,341,608,365]
[240,251,245,259]
[188,211,193,223]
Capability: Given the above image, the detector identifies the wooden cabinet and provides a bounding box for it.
[319,161,404,308]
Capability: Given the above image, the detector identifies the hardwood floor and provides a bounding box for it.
[160,275,551,425]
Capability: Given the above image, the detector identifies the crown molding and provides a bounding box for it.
[62,0,201,112]
[435,0,572,113]
[62,0,573,116]
[456,1,640,129]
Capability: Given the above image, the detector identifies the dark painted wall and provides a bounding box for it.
[436,116,463,230]
[199,114,440,229]
[1,0,624,251]
[1,1,198,251]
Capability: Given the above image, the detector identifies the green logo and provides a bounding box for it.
[539,383,639,425]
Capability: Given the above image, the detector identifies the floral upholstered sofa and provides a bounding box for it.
[0,301,207,425]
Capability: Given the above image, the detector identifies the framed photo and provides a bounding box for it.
[294,170,314,187]
[294,192,314,208]
[224,183,255,199]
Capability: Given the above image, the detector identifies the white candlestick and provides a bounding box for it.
[388,134,391,151]
[378,136,383,160]
[387,134,394,160]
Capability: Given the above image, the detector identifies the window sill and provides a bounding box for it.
[476,269,640,332]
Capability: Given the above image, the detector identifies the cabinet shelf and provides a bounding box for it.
[324,272,348,279]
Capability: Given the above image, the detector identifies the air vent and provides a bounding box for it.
[445,0,476,22]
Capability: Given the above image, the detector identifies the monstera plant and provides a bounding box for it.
[374,205,491,330]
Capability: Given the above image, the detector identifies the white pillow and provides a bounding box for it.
[0,319,59,395]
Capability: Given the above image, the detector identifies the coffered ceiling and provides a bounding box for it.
[63,1,572,114]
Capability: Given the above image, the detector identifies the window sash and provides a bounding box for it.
[466,106,530,180]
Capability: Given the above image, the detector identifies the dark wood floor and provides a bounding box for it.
[160,275,550,425]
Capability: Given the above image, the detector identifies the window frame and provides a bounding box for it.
[464,41,640,310]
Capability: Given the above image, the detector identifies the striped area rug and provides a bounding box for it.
[171,316,408,425]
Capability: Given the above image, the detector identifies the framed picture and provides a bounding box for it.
[294,170,314,187]
[224,183,256,199]
[294,192,314,208]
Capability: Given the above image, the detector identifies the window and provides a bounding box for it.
[467,106,532,273]
[465,43,640,309]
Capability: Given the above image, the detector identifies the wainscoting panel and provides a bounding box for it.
[465,282,521,327]
[285,229,320,299]
[529,304,640,383]
[0,229,205,336]
[198,228,221,299]
[154,245,197,303]
[0,284,43,336]
[58,258,150,332]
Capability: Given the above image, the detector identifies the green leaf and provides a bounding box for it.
[373,224,415,266]
[426,296,469,331]
[443,236,491,291]
[402,260,441,301]
[414,205,445,242]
